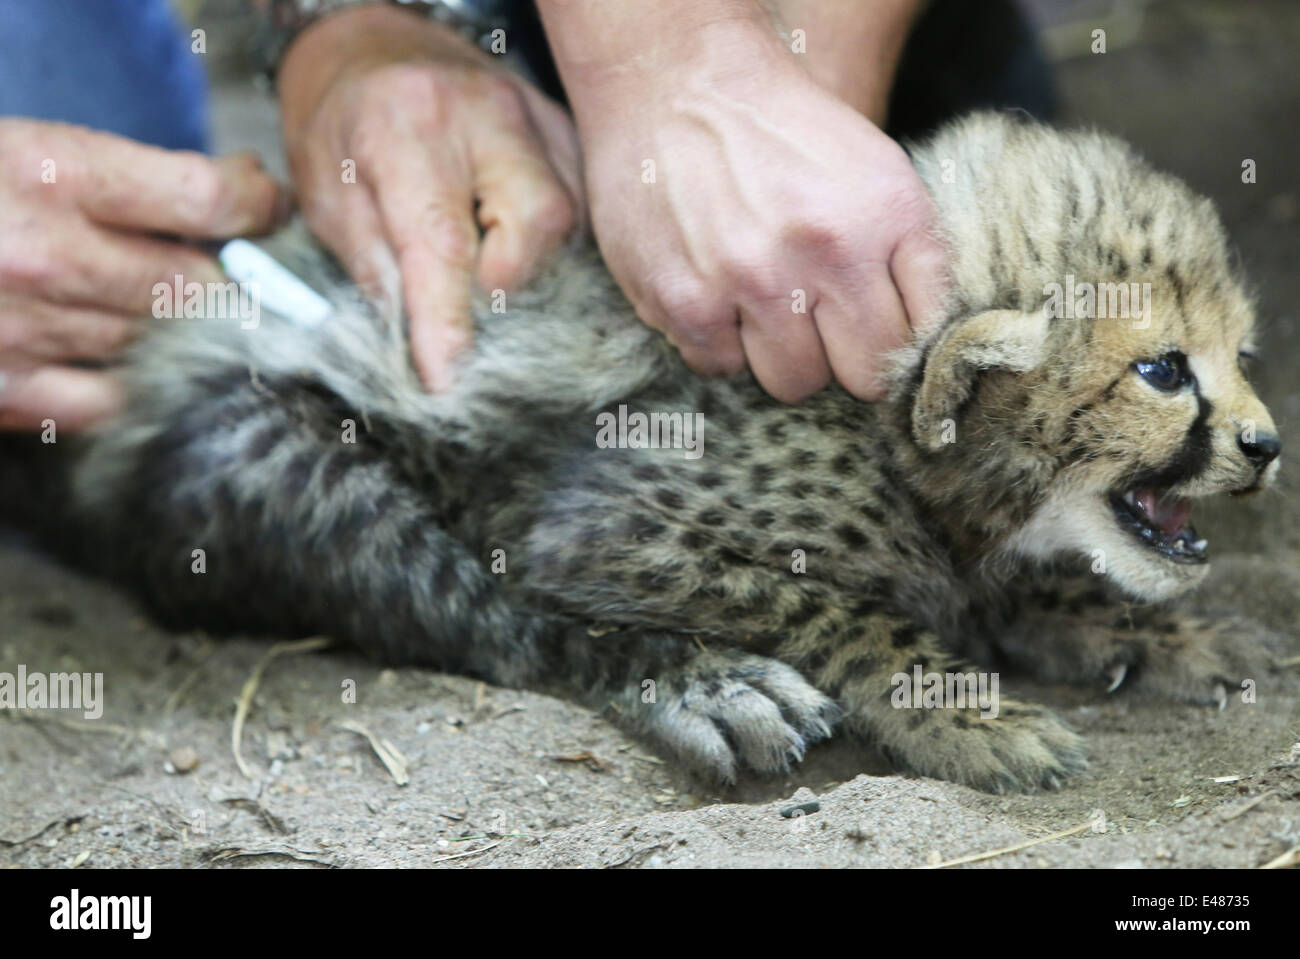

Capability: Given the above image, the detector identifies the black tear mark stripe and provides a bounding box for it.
[1100,373,1124,402]
[1130,394,1214,489]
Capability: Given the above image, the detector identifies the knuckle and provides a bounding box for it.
[789,214,853,263]
[0,234,58,293]
[475,73,528,124]
[0,314,32,354]
[720,243,784,300]
[174,155,228,227]
[527,188,577,240]
[91,317,136,356]
[247,175,284,230]
[423,211,478,267]
[653,277,712,326]
[369,62,444,103]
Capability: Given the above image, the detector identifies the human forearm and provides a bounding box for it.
[765,0,929,123]
[535,0,785,132]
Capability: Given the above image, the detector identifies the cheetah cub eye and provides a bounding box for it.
[1133,351,1192,392]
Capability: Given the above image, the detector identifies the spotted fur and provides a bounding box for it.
[63,113,1280,792]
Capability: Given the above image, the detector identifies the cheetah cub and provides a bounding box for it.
[69,113,1280,792]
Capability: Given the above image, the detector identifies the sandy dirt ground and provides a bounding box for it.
[2,0,1298,869]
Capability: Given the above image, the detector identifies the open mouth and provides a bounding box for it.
[1109,488,1208,564]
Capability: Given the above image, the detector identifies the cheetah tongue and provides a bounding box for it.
[1132,488,1193,537]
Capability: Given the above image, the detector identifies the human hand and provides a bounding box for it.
[0,119,286,429]
[278,4,583,392]
[545,7,947,402]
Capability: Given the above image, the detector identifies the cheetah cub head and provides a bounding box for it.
[905,113,1281,601]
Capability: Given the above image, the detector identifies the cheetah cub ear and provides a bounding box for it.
[911,309,1051,451]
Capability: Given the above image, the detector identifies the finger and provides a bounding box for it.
[890,225,949,336]
[512,82,587,226]
[645,285,746,378]
[365,133,478,392]
[72,131,289,238]
[299,173,401,312]
[468,109,577,292]
[739,307,832,403]
[0,365,122,431]
[0,294,139,363]
[13,224,226,314]
[813,269,911,401]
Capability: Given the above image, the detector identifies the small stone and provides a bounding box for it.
[169,747,199,773]
[780,786,821,818]
[780,800,820,818]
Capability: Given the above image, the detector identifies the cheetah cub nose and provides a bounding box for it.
[1238,432,1281,465]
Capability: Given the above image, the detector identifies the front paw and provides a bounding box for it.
[1105,614,1276,708]
[624,649,840,783]
[999,612,1274,709]
[868,699,1088,794]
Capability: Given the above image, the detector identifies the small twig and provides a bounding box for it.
[221,797,291,835]
[1260,846,1300,869]
[607,843,667,869]
[12,710,132,736]
[203,844,334,867]
[0,817,71,847]
[430,840,502,864]
[927,821,1091,868]
[336,720,409,786]
[231,637,332,779]
[1220,791,1277,823]
[550,751,611,771]
[99,783,189,839]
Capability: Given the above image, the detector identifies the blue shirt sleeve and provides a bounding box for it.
[0,0,210,152]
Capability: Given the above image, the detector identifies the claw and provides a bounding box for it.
[1214,683,1227,711]
[1105,663,1128,693]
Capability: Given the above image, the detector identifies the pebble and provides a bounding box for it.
[169,747,199,773]
[780,801,820,818]
[780,786,821,819]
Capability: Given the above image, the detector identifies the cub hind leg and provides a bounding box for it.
[74,369,547,686]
